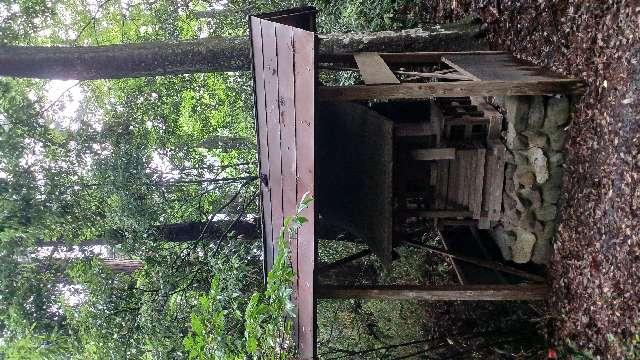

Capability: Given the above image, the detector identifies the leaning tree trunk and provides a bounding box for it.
[102,259,144,274]
[35,219,258,247]
[0,27,485,80]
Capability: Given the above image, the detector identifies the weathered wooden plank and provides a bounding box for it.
[395,122,437,137]
[471,97,503,139]
[447,158,458,210]
[436,160,448,209]
[250,17,274,273]
[316,284,549,301]
[354,52,400,85]
[411,148,456,161]
[430,100,444,146]
[378,51,508,64]
[443,54,563,83]
[293,26,315,360]
[274,23,298,341]
[487,142,506,221]
[472,149,486,219]
[456,150,466,209]
[261,20,284,265]
[318,80,584,101]
[429,163,438,187]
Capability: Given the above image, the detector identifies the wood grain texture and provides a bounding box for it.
[318,80,584,101]
[251,16,316,359]
[250,17,274,274]
[354,52,400,84]
[411,148,456,161]
[292,26,316,360]
[316,284,549,300]
[261,20,284,264]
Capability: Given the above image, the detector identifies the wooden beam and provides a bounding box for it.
[442,56,481,81]
[319,51,508,68]
[395,122,438,137]
[316,284,548,300]
[402,239,546,282]
[354,52,400,85]
[411,148,456,161]
[318,80,584,101]
[378,51,508,65]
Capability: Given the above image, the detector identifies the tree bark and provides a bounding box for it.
[35,219,258,247]
[0,28,485,80]
[102,259,144,273]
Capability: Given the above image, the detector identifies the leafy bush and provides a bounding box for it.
[183,195,312,360]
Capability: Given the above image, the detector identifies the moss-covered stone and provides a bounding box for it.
[535,204,558,222]
[528,96,546,129]
[543,95,570,130]
[512,229,536,263]
[505,96,531,131]
[527,147,549,184]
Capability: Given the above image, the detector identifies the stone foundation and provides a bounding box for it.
[492,95,570,264]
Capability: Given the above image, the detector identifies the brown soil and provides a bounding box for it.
[478,2,640,358]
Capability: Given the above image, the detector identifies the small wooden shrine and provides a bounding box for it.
[250,7,582,358]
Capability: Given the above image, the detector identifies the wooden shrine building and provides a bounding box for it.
[250,7,582,359]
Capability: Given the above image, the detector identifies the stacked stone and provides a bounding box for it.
[493,95,570,264]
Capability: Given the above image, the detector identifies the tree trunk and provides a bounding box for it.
[35,219,258,247]
[0,28,484,80]
[198,135,253,151]
[102,259,144,273]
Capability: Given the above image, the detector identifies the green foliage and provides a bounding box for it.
[183,195,312,360]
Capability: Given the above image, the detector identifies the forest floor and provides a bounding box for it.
[472,2,640,358]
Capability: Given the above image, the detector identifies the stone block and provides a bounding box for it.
[514,167,536,188]
[548,152,565,167]
[535,204,557,222]
[528,96,546,129]
[548,130,568,151]
[505,122,528,150]
[492,225,514,261]
[519,209,537,232]
[532,221,556,264]
[512,229,536,263]
[522,130,549,148]
[541,182,561,204]
[518,188,542,209]
[527,147,549,184]
[505,96,531,131]
[544,95,570,130]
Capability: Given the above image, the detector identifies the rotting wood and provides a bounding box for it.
[402,239,546,282]
[316,284,549,300]
[318,80,585,101]
[411,148,456,161]
[354,52,400,85]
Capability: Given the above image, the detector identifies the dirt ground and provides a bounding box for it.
[473,1,640,358]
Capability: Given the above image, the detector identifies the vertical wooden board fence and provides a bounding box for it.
[250,13,316,359]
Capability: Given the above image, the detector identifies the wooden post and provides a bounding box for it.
[316,284,548,301]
